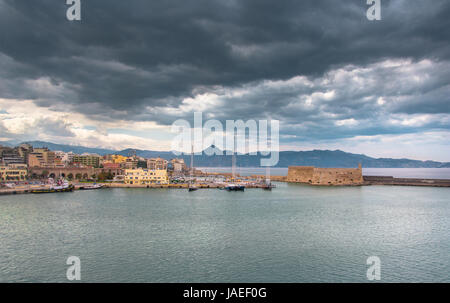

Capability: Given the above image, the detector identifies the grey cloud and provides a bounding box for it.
[1,1,450,113]
[0,0,449,145]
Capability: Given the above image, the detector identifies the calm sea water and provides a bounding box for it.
[199,167,450,179]
[0,184,449,282]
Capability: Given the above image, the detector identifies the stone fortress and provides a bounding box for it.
[287,164,363,186]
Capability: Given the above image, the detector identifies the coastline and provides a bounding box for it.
[2,175,450,196]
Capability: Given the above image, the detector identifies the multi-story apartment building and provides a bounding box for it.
[110,154,127,164]
[147,157,168,170]
[121,157,138,169]
[124,168,169,185]
[0,165,28,181]
[72,155,101,168]
[171,158,187,173]
[28,152,44,167]
[0,146,26,166]
[55,151,74,164]
[17,144,33,164]
[27,148,56,167]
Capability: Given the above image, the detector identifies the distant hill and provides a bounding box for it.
[0,140,18,147]
[180,149,450,168]
[116,148,176,159]
[17,141,450,168]
[22,141,116,155]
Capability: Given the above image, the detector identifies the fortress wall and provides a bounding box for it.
[286,166,314,183]
[311,167,363,185]
[287,166,363,186]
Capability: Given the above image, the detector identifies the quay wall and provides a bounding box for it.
[363,176,450,187]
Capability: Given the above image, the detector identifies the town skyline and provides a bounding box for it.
[1,140,450,168]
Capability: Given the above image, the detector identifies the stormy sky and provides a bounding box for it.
[0,0,449,161]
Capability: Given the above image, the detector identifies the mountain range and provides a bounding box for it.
[3,140,450,168]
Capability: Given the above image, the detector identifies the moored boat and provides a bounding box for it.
[31,179,74,194]
[79,184,104,190]
[31,184,74,194]
[225,184,245,191]
[262,182,275,190]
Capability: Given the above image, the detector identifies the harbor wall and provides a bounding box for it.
[363,176,450,187]
[287,165,363,186]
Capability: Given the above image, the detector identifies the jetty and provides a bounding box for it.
[363,176,450,187]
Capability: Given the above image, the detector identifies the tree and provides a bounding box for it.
[98,172,113,181]
[97,172,106,181]
[41,170,49,178]
[68,173,74,180]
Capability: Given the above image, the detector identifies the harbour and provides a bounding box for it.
[1,183,449,282]
[2,169,450,196]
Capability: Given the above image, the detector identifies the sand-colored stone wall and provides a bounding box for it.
[287,165,363,186]
[286,166,315,183]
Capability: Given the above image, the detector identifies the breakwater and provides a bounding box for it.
[363,176,450,187]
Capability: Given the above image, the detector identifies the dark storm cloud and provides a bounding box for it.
[0,0,450,150]
[1,0,449,118]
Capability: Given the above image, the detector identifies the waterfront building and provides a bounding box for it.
[171,158,187,173]
[72,154,101,168]
[1,152,25,166]
[110,154,127,164]
[0,146,26,166]
[103,163,121,170]
[99,163,123,177]
[124,168,169,185]
[122,157,139,169]
[8,163,27,170]
[17,144,33,164]
[27,148,55,168]
[147,157,168,170]
[0,165,28,181]
[28,152,44,167]
[54,151,74,164]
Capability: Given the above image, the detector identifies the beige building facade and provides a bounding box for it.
[147,158,168,170]
[0,165,28,181]
[124,168,169,185]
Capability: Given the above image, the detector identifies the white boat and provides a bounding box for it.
[79,184,104,190]
[51,180,70,190]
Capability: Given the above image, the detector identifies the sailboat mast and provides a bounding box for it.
[232,132,236,179]
[190,144,194,184]
[266,166,271,185]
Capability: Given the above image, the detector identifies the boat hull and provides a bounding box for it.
[31,184,75,194]
[79,185,104,190]
[225,186,245,191]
